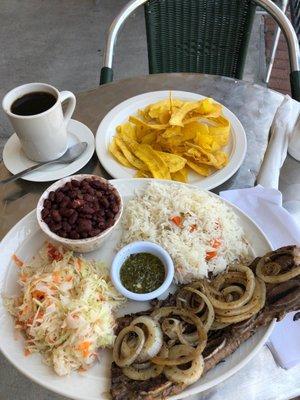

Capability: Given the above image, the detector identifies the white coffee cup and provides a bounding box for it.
[2,82,76,162]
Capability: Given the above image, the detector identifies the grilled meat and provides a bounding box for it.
[111,246,300,400]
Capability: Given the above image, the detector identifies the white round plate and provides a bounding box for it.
[3,119,95,182]
[0,179,273,400]
[96,91,247,190]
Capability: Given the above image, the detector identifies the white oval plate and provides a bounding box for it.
[3,119,95,182]
[96,91,247,190]
[0,179,273,400]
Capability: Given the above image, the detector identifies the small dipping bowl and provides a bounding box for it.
[37,174,123,253]
[111,241,174,301]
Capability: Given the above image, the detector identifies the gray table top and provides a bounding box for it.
[1,73,299,400]
[0,73,284,238]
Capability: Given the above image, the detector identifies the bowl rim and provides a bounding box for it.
[36,174,123,245]
[110,240,174,301]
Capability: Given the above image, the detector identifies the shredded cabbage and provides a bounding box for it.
[5,242,125,376]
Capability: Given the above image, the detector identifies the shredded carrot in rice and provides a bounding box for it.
[170,215,183,227]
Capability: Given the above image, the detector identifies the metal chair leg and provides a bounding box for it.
[265,0,289,83]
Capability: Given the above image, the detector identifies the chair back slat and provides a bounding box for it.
[144,0,256,78]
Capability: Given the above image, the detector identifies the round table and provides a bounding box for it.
[0,73,299,400]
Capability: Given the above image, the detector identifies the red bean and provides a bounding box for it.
[62,221,71,232]
[91,229,101,236]
[69,211,78,225]
[61,198,71,208]
[60,208,73,217]
[44,216,51,225]
[90,180,102,189]
[43,199,52,209]
[48,191,55,201]
[49,222,62,232]
[55,191,65,203]
[81,205,95,214]
[57,230,67,238]
[51,210,62,222]
[69,231,80,239]
[71,180,80,187]
[86,187,95,195]
[41,209,49,219]
[68,190,78,199]
[112,204,119,213]
[100,198,109,208]
[83,194,96,202]
[105,210,114,219]
[77,219,92,233]
[72,199,85,209]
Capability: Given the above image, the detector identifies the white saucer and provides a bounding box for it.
[3,119,95,182]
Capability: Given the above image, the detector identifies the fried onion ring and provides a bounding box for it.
[113,325,145,367]
[131,316,163,362]
[122,363,164,381]
[256,248,300,283]
[207,266,255,310]
[177,286,215,332]
[151,307,207,365]
[214,278,266,324]
[164,351,204,385]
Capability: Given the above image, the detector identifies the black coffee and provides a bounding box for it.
[11,91,57,116]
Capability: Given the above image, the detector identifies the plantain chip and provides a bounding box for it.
[140,131,157,145]
[169,102,201,127]
[208,116,230,146]
[156,151,186,173]
[171,167,188,182]
[184,143,218,166]
[134,170,152,178]
[115,137,148,171]
[161,126,182,139]
[186,160,213,176]
[194,98,222,117]
[109,138,133,168]
[119,122,137,141]
[183,121,207,141]
[134,144,171,179]
[129,115,168,130]
[214,151,229,169]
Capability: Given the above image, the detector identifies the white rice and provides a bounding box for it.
[120,182,251,283]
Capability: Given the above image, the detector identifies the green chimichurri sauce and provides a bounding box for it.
[120,252,165,294]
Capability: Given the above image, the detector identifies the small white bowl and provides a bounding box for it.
[37,174,123,253]
[111,241,174,301]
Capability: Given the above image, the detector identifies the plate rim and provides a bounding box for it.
[2,119,95,183]
[95,90,247,190]
[0,178,274,400]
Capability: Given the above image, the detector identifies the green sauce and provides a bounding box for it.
[120,252,165,294]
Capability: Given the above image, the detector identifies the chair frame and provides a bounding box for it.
[100,0,300,101]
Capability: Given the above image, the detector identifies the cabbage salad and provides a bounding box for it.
[5,242,125,376]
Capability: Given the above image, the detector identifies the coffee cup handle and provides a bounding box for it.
[59,91,76,125]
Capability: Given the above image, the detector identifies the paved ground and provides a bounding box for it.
[0,0,147,153]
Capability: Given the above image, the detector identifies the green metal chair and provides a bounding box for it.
[100,0,300,101]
